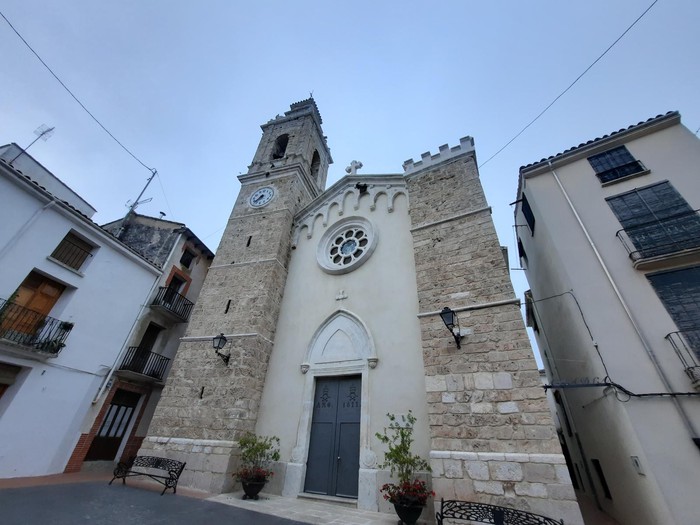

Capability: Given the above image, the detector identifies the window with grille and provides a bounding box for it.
[588,146,646,184]
[606,181,700,259]
[50,232,94,271]
[521,193,535,234]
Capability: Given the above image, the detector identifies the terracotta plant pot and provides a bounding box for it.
[241,480,266,500]
[393,503,424,524]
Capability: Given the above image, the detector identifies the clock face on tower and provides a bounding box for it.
[249,186,275,208]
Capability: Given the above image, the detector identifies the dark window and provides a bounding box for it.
[591,459,613,499]
[648,266,700,358]
[179,249,195,268]
[51,232,94,271]
[310,150,321,182]
[524,290,538,333]
[553,390,572,437]
[517,238,527,265]
[521,194,535,234]
[588,146,646,184]
[607,182,700,259]
[271,134,289,159]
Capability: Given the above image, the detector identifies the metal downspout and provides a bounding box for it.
[546,161,700,443]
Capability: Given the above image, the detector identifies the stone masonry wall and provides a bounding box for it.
[406,153,583,524]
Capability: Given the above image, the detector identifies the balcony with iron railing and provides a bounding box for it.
[0,297,74,355]
[150,287,194,322]
[615,209,700,269]
[118,346,170,381]
[665,330,700,390]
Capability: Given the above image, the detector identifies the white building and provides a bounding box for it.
[0,144,212,477]
[515,111,700,525]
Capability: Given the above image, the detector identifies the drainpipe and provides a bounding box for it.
[546,161,700,443]
[0,200,56,262]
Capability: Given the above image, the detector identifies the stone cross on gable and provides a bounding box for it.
[345,160,363,175]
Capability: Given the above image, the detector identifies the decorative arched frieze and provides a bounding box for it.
[291,177,407,248]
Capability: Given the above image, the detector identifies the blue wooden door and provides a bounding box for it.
[304,376,361,498]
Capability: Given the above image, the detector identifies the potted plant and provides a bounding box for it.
[376,411,434,525]
[234,432,280,500]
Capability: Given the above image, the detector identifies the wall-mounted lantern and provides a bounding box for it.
[212,333,230,365]
[440,307,464,349]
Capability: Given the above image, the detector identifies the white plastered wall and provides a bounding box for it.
[255,190,430,511]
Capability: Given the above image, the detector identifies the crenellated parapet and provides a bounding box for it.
[292,174,407,248]
[402,136,475,175]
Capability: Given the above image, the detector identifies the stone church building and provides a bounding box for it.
[140,99,582,523]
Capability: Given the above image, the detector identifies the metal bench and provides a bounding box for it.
[109,456,186,495]
[436,499,564,525]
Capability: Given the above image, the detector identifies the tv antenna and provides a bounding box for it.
[116,168,158,238]
[9,124,55,165]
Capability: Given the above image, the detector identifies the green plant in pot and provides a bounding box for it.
[234,432,280,500]
[376,411,434,525]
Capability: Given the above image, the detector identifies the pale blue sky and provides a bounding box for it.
[2,1,699,362]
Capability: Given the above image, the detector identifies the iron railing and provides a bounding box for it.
[119,346,170,381]
[151,287,194,321]
[615,208,700,262]
[0,297,74,355]
[666,330,700,385]
[50,237,93,271]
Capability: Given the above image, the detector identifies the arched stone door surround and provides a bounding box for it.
[282,309,379,510]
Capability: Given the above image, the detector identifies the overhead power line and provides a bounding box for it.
[480,0,660,168]
[0,10,155,174]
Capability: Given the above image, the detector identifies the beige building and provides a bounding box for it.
[515,111,700,525]
[142,99,582,523]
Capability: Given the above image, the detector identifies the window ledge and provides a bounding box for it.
[601,169,650,187]
[46,256,85,277]
[632,245,700,271]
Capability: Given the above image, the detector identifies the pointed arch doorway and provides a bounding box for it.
[284,310,378,504]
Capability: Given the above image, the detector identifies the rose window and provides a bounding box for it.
[329,228,368,266]
[317,218,377,275]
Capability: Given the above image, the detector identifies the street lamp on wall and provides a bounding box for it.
[212,333,230,366]
[440,307,463,349]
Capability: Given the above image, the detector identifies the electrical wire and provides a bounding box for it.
[156,172,175,220]
[480,0,660,168]
[0,10,155,173]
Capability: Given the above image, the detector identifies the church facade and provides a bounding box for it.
[140,99,582,523]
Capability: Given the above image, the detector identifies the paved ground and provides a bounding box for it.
[0,481,309,525]
[0,471,618,525]
[0,472,401,525]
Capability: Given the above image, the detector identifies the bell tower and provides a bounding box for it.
[140,99,332,493]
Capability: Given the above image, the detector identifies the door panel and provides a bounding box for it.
[335,422,360,497]
[85,389,141,461]
[304,422,334,494]
[2,272,65,337]
[304,376,361,498]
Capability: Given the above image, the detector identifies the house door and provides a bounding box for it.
[1,272,65,338]
[85,389,141,461]
[304,376,361,498]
